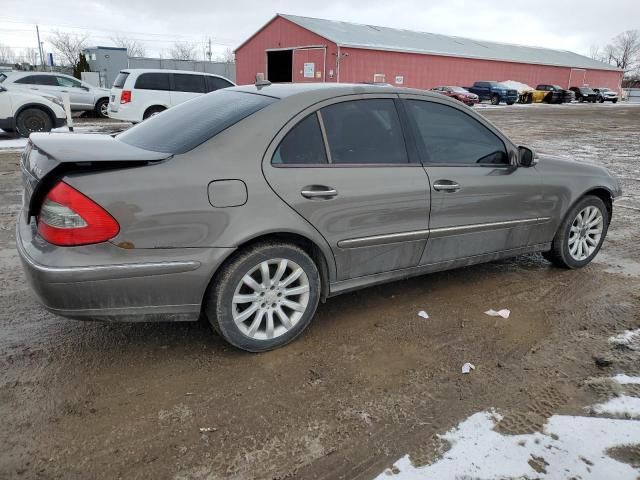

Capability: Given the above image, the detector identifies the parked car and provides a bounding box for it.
[466,81,518,105]
[430,86,479,106]
[0,71,110,118]
[593,87,618,103]
[535,84,569,104]
[17,84,621,352]
[500,81,534,104]
[570,87,598,103]
[0,84,66,137]
[108,69,236,123]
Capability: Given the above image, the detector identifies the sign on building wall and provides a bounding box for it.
[395,75,404,85]
[303,63,315,78]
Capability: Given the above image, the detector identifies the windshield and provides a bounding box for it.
[494,83,511,89]
[581,88,595,93]
[113,72,129,89]
[117,90,277,154]
[450,87,468,93]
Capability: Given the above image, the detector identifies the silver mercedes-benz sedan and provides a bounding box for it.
[17,83,622,352]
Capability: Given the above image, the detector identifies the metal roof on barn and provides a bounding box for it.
[279,14,619,71]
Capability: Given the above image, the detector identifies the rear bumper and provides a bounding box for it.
[16,213,234,321]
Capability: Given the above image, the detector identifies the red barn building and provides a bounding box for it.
[235,14,622,91]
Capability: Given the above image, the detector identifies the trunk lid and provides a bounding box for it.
[21,133,171,221]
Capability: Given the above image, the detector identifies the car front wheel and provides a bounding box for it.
[206,243,321,352]
[490,94,500,105]
[543,195,609,269]
[15,108,53,137]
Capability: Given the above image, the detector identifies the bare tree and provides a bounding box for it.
[20,47,40,66]
[0,43,15,64]
[609,30,640,72]
[589,45,602,61]
[168,41,198,60]
[48,30,90,68]
[216,47,235,64]
[110,35,146,57]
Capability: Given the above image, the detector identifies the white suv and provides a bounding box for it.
[108,69,235,123]
[0,84,67,137]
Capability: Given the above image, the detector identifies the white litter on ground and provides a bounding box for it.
[417,311,429,319]
[609,329,640,349]
[461,363,475,374]
[592,395,640,418]
[375,410,640,479]
[612,374,640,385]
[484,309,511,319]
[199,427,217,433]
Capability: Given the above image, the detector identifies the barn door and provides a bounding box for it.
[292,47,326,83]
[569,68,586,88]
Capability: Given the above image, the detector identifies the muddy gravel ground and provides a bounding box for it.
[0,106,639,479]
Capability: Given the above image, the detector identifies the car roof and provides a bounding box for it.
[120,69,230,77]
[227,82,440,100]
[4,71,70,78]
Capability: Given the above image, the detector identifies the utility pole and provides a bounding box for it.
[207,38,212,62]
[36,24,45,70]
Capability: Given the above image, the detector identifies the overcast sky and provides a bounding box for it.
[2,0,639,61]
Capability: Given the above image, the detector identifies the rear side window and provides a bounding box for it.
[117,90,276,154]
[173,74,205,93]
[113,72,129,88]
[205,76,233,93]
[272,114,328,165]
[0,74,7,83]
[135,72,170,91]
[320,99,409,164]
[56,76,81,88]
[406,100,507,165]
[14,75,57,86]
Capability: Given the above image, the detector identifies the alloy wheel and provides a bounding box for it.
[232,258,310,341]
[568,205,603,261]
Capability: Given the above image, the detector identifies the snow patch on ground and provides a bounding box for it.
[592,396,640,419]
[613,374,640,385]
[375,411,640,479]
[609,329,640,350]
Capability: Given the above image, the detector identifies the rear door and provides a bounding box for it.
[401,95,545,265]
[263,95,431,280]
[170,73,205,106]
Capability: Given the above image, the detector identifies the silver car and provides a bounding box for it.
[17,83,621,351]
[1,71,111,117]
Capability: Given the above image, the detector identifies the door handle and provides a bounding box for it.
[60,90,68,93]
[301,186,338,199]
[433,181,461,192]
[30,87,39,90]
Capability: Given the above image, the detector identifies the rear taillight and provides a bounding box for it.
[120,90,132,104]
[37,182,119,246]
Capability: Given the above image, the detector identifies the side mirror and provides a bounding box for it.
[79,85,90,91]
[518,146,537,167]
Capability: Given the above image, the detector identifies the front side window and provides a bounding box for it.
[320,99,409,164]
[406,99,508,165]
[56,76,82,88]
[134,73,170,91]
[272,114,328,165]
[173,74,205,93]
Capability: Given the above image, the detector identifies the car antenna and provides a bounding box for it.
[255,73,271,89]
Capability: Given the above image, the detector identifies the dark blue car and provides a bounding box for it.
[467,81,518,105]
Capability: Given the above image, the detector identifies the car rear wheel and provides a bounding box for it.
[206,242,321,352]
[143,106,166,120]
[95,98,109,118]
[543,195,609,269]
[15,108,53,138]
[506,101,515,105]
[612,99,618,104]
[490,94,500,105]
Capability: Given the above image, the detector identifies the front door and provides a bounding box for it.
[55,76,94,110]
[401,95,544,265]
[263,96,430,280]
[292,48,325,83]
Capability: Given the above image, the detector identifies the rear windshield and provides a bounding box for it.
[0,73,6,83]
[113,72,129,88]
[117,90,277,154]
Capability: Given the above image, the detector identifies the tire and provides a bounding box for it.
[490,94,500,105]
[143,106,166,120]
[613,99,618,104]
[205,242,321,352]
[15,108,53,138]
[506,101,515,105]
[95,98,109,118]
[543,195,610,269]
[579,97,584,103]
